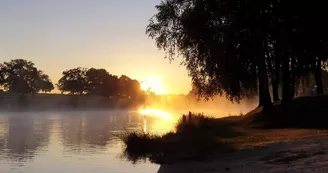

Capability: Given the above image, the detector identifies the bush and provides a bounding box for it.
[175,113,243,138]
[122,113,239,164]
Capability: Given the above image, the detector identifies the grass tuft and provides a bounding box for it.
[122,113,239,164]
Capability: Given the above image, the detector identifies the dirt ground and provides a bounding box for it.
[158,129,328,173]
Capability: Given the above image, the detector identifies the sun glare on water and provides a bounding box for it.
[139,108,176,134]
[139,109,173,120]
[141,75,167,94]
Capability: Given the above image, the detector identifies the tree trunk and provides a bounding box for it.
[290,55,296,98]
[290,74,296,98]
[262,75,273,110]
[258,77,265,107]
[315,57,324,94]
[301,77,306,96]
[257,56,272,109]
[272,79,280,102]
[274,43,282,101]
[268,56,280,102]
[258,78,272,109]
[282,51,291,103]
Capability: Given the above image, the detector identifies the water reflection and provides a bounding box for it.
[140,109,177,134]
[0,113,50,163]
[143,117,147,133]
[0,110,177,173]
[140,109,173,120]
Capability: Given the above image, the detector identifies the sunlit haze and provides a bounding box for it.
[140,75,168,94]
[139,108,174,120]
[0,0,191,94]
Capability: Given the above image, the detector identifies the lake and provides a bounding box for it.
[0,109,182,173]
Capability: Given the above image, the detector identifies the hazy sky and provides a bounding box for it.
[0,0,191,94]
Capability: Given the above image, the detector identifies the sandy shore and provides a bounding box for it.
[158,135,328,173]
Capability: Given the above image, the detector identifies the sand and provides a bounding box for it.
[158,136,328,173]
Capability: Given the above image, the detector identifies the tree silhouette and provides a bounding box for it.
[146,0,264,105]
[58,68,144,100]
[38,71,54,93]
[86,68,119,97]
[147,0,328,109]
[0,63,4,87]
[118,75,143,99]
[0,59,54,94]
[57,67,88,95]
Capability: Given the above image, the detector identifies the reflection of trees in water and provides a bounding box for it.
[60,114,84,152]
[0,114,50,163]
[83,114,111,146]
[59,111,143,153]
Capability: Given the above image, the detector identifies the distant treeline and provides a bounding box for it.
[0,59,145,100]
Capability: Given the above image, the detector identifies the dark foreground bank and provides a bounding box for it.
[123,95,328,164]
[157,134,328,173]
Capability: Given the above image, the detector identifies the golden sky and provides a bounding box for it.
[0,0,191,94]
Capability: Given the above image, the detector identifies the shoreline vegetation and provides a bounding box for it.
[123,95,328,164]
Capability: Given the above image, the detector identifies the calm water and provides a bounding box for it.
[0,110,181,173]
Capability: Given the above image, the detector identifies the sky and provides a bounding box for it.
[0,0,191,94]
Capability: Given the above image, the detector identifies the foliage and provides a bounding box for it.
[86,68,118,97]
[57,67,88,95]
[0,64,4,86]
[146,0,262,103]
[38,71,54,93]
[118,75,143,98]
[57,67,145,99]
[147,0,328,108]
[175,113,241,138]
[0,59,54,94]
[0,59,145,101]
[123,113,239,164]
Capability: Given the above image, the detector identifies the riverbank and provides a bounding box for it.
[123,95,328,167]
[123,117,328,164]
[158,134,328,173]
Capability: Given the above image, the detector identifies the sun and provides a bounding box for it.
[141,82,151,91]
[140,76,168,94]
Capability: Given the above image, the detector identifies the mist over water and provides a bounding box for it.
[0,110,168,173]
[0,94,258,173]
[143,95,258,118]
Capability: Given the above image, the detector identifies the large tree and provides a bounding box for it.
[38,71,54,93]
[147,0,328,109]
[0,63,4,86]
[57,67,88,95]
[147,0,268,107]
[0,59,54,94]
[85,68,119,97]
[118,75,143,99]
[58,68,143,99]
